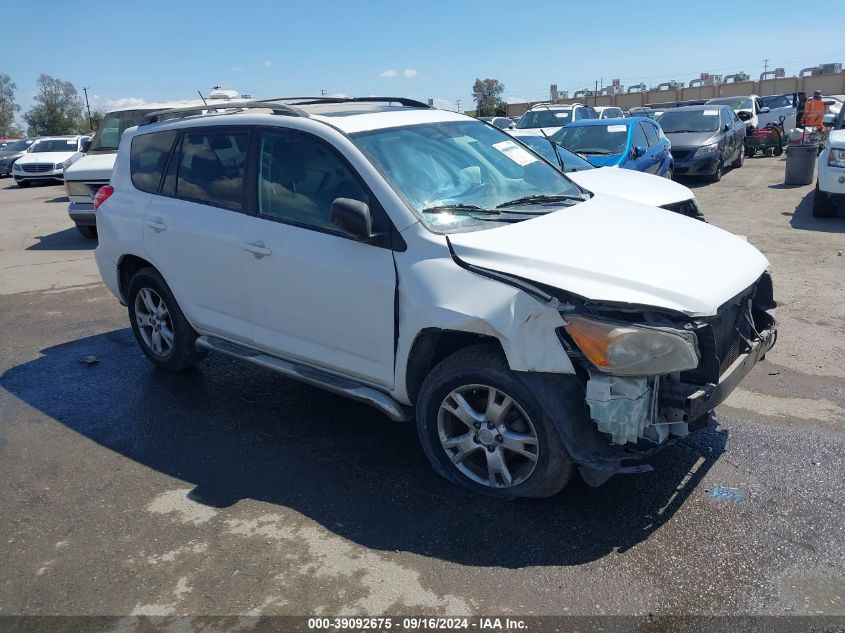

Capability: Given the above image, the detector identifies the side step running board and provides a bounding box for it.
[195,336,412,422]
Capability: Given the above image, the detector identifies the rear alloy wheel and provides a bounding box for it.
[127,267,206,371]
[733,143,745,168]
[76,225,97,239]
[709,160,723,183]
[416,345,574,499]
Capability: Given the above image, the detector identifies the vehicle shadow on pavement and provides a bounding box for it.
[25,227,96,251]
[786,191,845,232]
[0,328,727,568]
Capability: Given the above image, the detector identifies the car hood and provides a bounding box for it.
[665,131,718,148]
[64,152,117,180]
[567,167,693,206]
[828,129,845,149]
[448,194,768,316]
[17,151,78,164]
[584,154,624,167]
[0,150,24,160]
[509,127,564,137]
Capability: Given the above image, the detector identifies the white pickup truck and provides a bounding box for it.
[815,108,845,217]
[64,93,239,238]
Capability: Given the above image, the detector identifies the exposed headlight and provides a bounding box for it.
[828,148,845,168]
[12,162,22,171]
[55,163,64,170]
[694,143,719,158]
[563,315,699,376]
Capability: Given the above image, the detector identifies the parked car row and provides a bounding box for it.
[90,96,776,499]
[10,135,90,187]
[0,137,38,177]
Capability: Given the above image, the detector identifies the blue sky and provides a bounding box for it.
[3,0,843,115]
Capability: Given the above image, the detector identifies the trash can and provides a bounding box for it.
[784,144,818,185]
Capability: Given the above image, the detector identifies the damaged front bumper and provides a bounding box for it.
[661,324,776,425]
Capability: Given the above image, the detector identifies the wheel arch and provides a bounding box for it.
[117,253,156,304]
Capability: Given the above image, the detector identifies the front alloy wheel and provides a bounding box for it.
[134,287,174,357]
[438,384,539,488]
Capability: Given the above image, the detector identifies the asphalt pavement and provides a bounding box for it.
[0,158,844,623]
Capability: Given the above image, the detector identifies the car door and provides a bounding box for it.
[142,126,253,343]
[760,93,797,130]
[719,108,737,164]
[641,121,665,174]
[239,127,397,388]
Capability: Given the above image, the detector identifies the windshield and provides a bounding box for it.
[515,135,594,171]
[551,123,629,155]
[89,109,156,153]
[657,109,720,133]
[2,139,33,152]
[30,139,78,153]
[351,120,584,233]
[708,97,753,111]
[516,109,571,129]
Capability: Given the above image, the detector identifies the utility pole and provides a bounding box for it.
[456,99,461,113]
[82,87,93,131]
[763,59,769,75]
[320,89,327,96]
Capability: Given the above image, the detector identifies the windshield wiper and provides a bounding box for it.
[421,204,501,216]
[577,149,615,155]
[496,194,583,209]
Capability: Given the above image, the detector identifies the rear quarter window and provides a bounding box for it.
[130,131,178,194]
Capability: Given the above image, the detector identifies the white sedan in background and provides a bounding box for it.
[12,135,89,187]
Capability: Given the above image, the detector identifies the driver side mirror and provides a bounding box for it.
[331,198,374,239]
[632,145,646,158]
[80,138,92,153]
[823,113,836,127]
[759,106,770,114]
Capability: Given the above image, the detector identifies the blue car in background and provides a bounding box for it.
[550,118,673,178]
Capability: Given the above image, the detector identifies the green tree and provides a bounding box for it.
[472,78,507,117]
[88,108,105,133]
[0,73,21,137]
[23,74,85,136]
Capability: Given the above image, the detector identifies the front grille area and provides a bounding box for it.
[21,163,53,173]
[671,150,694,161]
[682,285,759,385]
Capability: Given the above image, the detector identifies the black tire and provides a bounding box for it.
[745,146,755,158]
[76,225,97,239]
[16,180,30,188]
[732,143,745,168]
[812,182,837,218]
[127,267,206,371]
[416,344,575,499]
[773,145,784,157]
[708,160,723,183]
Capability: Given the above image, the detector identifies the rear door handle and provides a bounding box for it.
[243,240,272,258]
[146,219,167,233]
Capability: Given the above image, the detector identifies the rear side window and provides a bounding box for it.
[130,130,178,194]
[642,122,659,146]
[175,130,249,210]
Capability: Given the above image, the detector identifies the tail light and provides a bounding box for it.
[93,185,114,211]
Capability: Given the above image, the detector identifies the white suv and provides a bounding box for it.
[512,103,598,136]
[815,107,845,217]
[94,97,777,498]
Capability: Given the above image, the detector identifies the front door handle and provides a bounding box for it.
[243,240,272,258]
[146,219,167,233]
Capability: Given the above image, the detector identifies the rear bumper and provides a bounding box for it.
[69,203,96,227]
[661,325,777,423]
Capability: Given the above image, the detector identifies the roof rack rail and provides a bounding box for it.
[249,96,432,108]
[139,100,306,125]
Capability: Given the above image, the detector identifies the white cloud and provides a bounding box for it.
[105,97,146,108]
[231,65,244,72]
[328,92,349,98]
[506,96,528,104]
[403,69,418,78]
[379,69,398,78]
[264,60,272,68]
[432,98,457,111]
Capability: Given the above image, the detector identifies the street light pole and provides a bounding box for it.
[82,87,93,131]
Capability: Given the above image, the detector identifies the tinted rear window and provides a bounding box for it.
[130,131,178,194]
[175,130,249,210]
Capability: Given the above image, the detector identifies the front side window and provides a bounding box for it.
[130,130,178,194]
[176,130,248,210]
[631,123,648,149]
[642,122,659,146]
[257,130,370,234]
[552,123,630,156]
[2,138,33,152]
[352,120,583,234]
